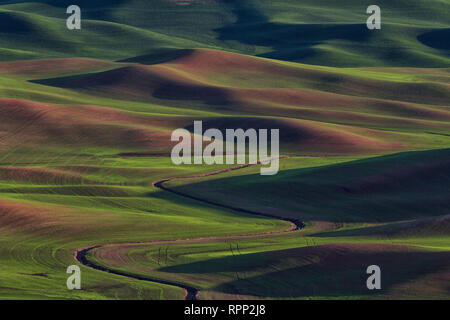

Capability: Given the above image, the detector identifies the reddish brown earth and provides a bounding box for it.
[0,98,182,152]
[0,58,119,79]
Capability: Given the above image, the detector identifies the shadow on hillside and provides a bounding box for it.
[418,29,450,50]
[159,244,450,298]
[0,12,33,33]
[160,149,450,223]
[32,65,235,106]
[118,48,194,65]
[215,0,371,62]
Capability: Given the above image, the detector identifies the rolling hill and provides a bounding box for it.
[0,0,448,66]
[0,0,448,301]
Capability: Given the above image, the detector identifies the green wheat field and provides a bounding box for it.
[0,0,449,300]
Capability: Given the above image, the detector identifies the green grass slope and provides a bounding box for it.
[167,148,450,223]
[0,0,448,301]
[0,0,448,67]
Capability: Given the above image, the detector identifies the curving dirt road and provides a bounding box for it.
[75,160,305,300]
